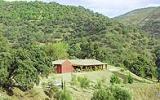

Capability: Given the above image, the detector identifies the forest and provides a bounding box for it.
[0,1,160,93]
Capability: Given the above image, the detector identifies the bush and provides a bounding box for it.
[110,75,121,84]
[127,74,133,84]
[120,68,125,72]
[43,81,72,100]
[57,88,72,100]
[43,81,59,99]
[91,85,132,100]
[77,76,90,88]
[112,85,132,100]
[71,74,78,85]
[94,80,103,89]
[71,75,91,88]
[94,77,106,89]
[91,88,114,100]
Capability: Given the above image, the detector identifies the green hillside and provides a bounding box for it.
[0,1,159,94]
[115,7,160,37]
[0,1,158,64]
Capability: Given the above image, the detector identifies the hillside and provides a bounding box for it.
[0,67,159,100]
[0,1,158,62]
[0,1,159,96]
[115,7,160,37]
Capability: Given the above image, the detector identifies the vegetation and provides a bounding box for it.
[45,42,69,60]
[42,81,59,99]
[71,75,78,85]
[0,0,159,96]
[115,7,160,37]
[57,88,72,100]
[110,75,121,84]
[123,56,155,78]
[127,74,133,84]
[42,81,72,100]
[156,49,160,82]
[71,75,90,88]
[0,33,52,91]
[91,85,132,100]
[77,76,90,88]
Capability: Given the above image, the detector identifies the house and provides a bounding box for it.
[52,59,107,73]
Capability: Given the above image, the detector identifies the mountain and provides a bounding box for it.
[115,7,160,37]
[0,1,159,78]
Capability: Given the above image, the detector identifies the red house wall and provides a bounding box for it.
[55,60,74,73]
[61,60,74,73]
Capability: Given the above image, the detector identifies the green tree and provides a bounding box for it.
[156,50,160,82]
[124,56,154,78]
[0,52,11,87]
[45,42,68,60]
[0,34,10,52]
[12,60,39,91]
[29,45,52,76]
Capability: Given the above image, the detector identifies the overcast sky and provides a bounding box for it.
[5,0,160,17]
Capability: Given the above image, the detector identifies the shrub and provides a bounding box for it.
[71,75,90,88]
[120,68,125,72]
[43,81,72,100]
[57,88,72,100]
[43,81,60,99]
[91,85,132,100]
[71,74,78,85]
[127,74,133,84]
[77,76,90,88]
[94,80,103,89]
[110,74,121,84]
[94,77,106,89]
[91,88,114,100]
[111,85,132,100]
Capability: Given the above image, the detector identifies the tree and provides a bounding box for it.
[6,48,40,91]
[29,45,52,76]
[0,34,10,52]
[0,46,52,91]
[0,34,12,88]
[45,42,69,60]
[124,56,154,78]
[156,50,160,82]
[0,52,12,87]
[12,60,39,91]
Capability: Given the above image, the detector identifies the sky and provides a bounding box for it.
[4,0,160,17]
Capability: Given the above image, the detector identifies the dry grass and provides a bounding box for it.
[127,83,160,100]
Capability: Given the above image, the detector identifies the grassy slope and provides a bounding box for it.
[127,83,160,100]
[1,66,159,100]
